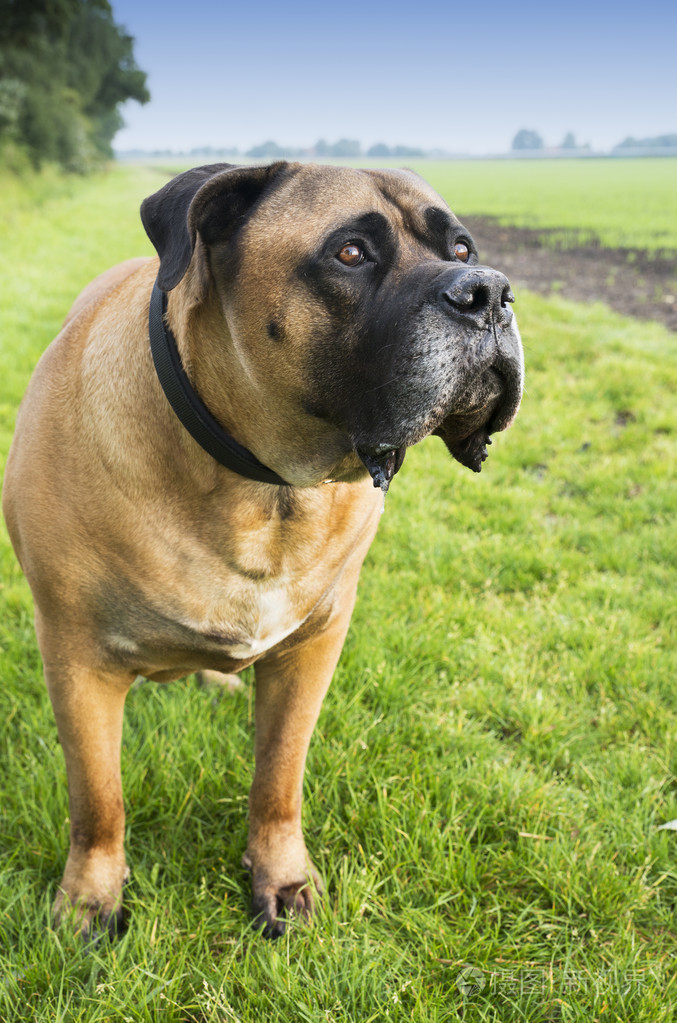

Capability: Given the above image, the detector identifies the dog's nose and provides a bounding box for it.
[441,267,514,325]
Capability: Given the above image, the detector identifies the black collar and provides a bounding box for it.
[148,279,289,486]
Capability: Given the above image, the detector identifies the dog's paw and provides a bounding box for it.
[53,888,127,943]
[242,849,322,939]
[250,880,318,939]
[53,861,129,942]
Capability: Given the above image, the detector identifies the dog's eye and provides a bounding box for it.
[454,241,470,262]
[337,243,365,267]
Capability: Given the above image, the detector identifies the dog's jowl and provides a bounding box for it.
[2,162,523,939]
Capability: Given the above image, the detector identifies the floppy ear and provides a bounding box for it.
[140,161,289,291]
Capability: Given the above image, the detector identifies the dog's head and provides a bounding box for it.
[141,162,523,489]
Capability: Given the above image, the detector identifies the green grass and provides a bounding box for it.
[1,163,676,1021]
[408,158,677,251]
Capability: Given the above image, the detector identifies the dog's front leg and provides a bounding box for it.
[39,624,132,940]
[245,597,356,938]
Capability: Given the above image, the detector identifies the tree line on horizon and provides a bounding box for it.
[0,0,148,171]
[512,129,677,152]
[246,139,427,159]
[120,131,677,163]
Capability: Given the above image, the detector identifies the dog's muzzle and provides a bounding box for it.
[354,263,523,489]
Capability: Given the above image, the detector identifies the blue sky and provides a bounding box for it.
[112,0,677,154]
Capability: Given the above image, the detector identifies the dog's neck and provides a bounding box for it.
[150,279,290,486]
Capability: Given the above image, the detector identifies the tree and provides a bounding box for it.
[560,132,577,149]
[392,144,425,157]
[511,129,543,151]
[245,140,285,159]
[329,138,361,157]
[614,133,677,149]
[0,0,149,170]
[0,0,82,48]
[367,142,391,157]
[0,76,26,138]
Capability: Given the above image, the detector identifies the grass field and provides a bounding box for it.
[409,158,677,251]
[1,162,676,1022]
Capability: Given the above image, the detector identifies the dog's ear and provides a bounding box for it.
[140,162,289,291]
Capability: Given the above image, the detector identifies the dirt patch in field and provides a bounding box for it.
[465,217,677,332]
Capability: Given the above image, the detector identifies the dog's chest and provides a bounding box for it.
[101,484,378,675]
[105,567,316,676]
[215,579,307,658]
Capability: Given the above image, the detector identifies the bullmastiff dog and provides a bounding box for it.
[2,162,523,939]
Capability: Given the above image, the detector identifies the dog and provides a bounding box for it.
[2,162,523,939]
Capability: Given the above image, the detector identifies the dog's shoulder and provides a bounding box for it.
[63,257,155,329]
